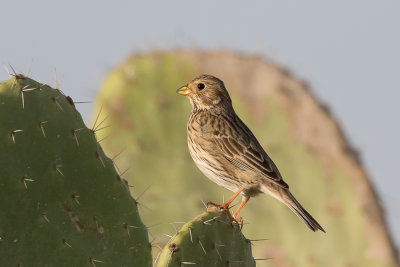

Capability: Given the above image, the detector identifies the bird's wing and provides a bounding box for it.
[203,113,288,188]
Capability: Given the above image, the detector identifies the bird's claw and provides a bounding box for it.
[206,201,221,211]
[206,201,241,225]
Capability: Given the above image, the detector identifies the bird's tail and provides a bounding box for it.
[262,185,325,232]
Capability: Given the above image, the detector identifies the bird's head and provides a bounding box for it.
[177,75,232,110]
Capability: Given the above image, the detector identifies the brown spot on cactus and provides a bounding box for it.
[168,243,180,253]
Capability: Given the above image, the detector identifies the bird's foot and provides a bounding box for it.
[206,201,220,211]
[206,201,240,225]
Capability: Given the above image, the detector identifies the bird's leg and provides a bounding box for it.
[233,195,250,221]
[207,188,244,222]
[207,188,244,209]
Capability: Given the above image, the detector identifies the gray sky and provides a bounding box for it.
[1,0,399,248]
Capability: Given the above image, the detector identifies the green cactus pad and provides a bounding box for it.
[157,210,255,267]
[0,76,151,266]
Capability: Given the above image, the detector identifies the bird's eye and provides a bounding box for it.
[197,83,205,90]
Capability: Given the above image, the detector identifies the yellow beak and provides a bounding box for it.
[176,86,191,96]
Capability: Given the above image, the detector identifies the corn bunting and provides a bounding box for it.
[177,75,325,232]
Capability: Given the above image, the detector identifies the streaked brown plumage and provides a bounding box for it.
[177,75,325,232]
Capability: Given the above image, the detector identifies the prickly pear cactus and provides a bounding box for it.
[157,210,255,267]
[0,75,152,266]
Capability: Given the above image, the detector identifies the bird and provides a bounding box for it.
[176,74,325,232]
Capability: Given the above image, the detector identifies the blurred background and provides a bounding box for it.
[1,1,399,266]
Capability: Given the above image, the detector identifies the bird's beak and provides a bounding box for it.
[176,85,191,96]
